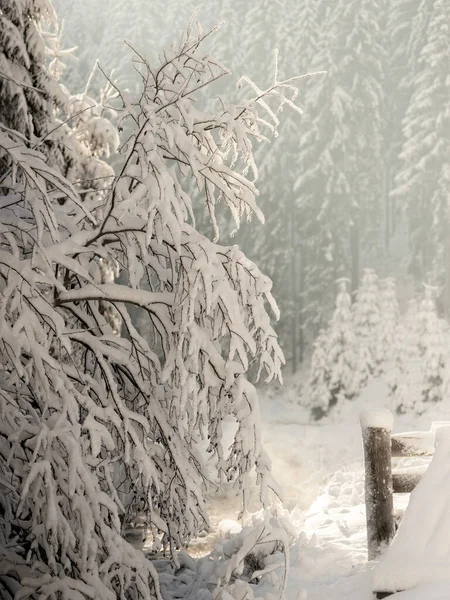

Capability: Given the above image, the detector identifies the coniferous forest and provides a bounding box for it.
[54,0,450,370]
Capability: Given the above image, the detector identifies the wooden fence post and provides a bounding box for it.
[360,409,395,560]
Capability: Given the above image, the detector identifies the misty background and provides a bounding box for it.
[54,0,449,372]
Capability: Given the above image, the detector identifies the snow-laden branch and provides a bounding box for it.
[58,283,173,307]
[0,14,305,600]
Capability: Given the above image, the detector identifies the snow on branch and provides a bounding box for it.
[0,16,305,600]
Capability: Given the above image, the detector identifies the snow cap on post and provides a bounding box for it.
[360,409,393,431]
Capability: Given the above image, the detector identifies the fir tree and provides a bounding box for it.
[384,0,421,244]
[296,0,386,293]
[377,276,400,364]
[308,329,332,420]
[393,0,450,305]
[236,0,323,369]
[294,0,387,357]
[416,286,446,408]
[327,280,361,407]
[352,268,382,375]
[0,0,72,174]
[391,299,422,413]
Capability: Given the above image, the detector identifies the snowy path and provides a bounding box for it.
[174,387,380,599]
[260,395,373,599]
[135,379,448,599]
[260,381,450,600]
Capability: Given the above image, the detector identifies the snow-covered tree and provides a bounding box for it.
[392,0,450,306]
[326,280,361,408]
[233,0,323,369]
[384,0,421,244]
[295,0,386,301]
[377,276,400,364]
[1,2,121,335]
[390,299,422,413]
[416,286,446,407]
[308,329,332,420]
[0,0,118,190]
[0,15,305,599]
[352,268,382,375]
[392,289,446,414]
[0,0,74,175]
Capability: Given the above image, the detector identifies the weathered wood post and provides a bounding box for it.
[360,409,395,560]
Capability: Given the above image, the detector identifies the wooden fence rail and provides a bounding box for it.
[360,409,435,561]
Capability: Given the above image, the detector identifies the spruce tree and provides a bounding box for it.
[377,276,400,364]
[419,290,446,407]
[352,268,382,375]
[0,0,73,174]
[295,0,387,345]
[384,0,421,244]
[308,329,332,420]
[327,280,361,407]
[390,299,422,413]
[393,0,450,305]
[231,0,323,369]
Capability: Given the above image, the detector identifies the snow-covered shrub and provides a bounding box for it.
[0,14,306,599]
[146,511,296,600]
[206,511,294,600]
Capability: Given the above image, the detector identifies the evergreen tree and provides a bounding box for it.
[377,276,400,364]
[390,299,422,413]
[418,287,446,407]
[308,329,332,420]
[327,280,361,407]
[0,0,73,173]
[295,0,387,350]
[384,0,421,244]
[393,0,450,307]
[352,268,382,374]
[236,0,323,369]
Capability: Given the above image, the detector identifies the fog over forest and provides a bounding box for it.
[54,0,449,372]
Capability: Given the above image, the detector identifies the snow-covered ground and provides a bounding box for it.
[131,375,450,599]
[260,381,375,600]
[260,377,450,600]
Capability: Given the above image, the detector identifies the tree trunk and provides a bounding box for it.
[298,244,304,364]
[290,200,298,372]
[384,160,391,252]
[350,221,360,296]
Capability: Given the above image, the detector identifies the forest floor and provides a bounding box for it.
[256,377,450,600]
[132,375,450,599]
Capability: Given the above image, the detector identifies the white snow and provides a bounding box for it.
[391,583,450,599]
[360,408,394,430]
[124,371,450,600]
[185,375,450,600]
[391,430,435,455]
